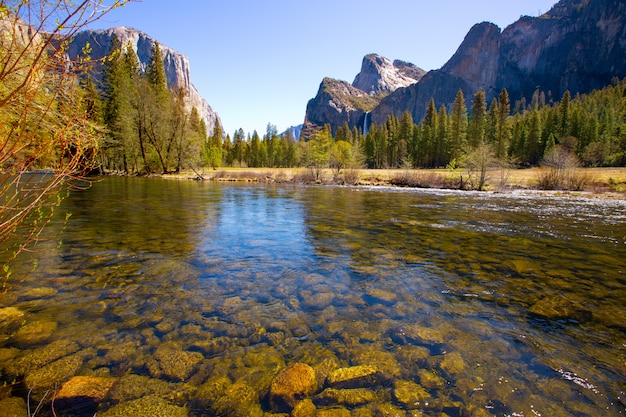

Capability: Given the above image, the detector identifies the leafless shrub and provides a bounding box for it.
[537,145,592,190]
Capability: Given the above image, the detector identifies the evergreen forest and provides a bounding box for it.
[93,39,626,175]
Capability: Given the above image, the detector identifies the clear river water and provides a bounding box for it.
[0,177,625,416]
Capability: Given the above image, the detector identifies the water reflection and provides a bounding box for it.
[0,179,624,417]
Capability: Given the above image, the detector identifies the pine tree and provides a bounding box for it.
[468,89,486,148]
[449,89,467,164]
[146,42,168,100]
[422,98,438,167]
[486,98,499,148]
[398,111,414,166]
[559,90,571,138]
[496,88,511,159]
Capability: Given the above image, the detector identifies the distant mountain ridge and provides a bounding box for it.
[67,26,221,134]
[302,53,425,138]
[304,0,626,136]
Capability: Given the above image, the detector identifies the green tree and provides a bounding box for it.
[398,111,414,166]
[449,89,468,165]
[0,0,133,300]
[138,42,174,173]
[308,124,332,180]
[559,90,571,138]
[204,120,224,169]
[496,88,511,159]
[468,89,487,148]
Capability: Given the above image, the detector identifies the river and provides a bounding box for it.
[0,177,624,416]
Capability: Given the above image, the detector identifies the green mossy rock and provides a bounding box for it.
[529,296,592,322]
[213,381,263,417]
[317,407,352,417]
[151,345,203,381]
[392,380,431,408]
[0,307,24,333]
[98,395,187,417]
[24,354,83,391]
[12,320,57,346]
[314,387,378,406]
[418,369,447,390]
[439,351,466,376]
[292,399,317,417]
[326,365,385,389]
[0,396,27,417]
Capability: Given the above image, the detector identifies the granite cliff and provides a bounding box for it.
[67,27,221,134]
[305,0,626,133]
[302,54,425,138]
[372,0,626,125]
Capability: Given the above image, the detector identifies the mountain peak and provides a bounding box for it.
[68,26,220,134]
[352,53,425,95]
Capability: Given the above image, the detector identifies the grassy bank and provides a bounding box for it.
[166,167,626,196]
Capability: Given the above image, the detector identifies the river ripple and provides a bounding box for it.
[0,177,624,416]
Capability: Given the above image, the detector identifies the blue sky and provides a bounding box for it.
[90,0,559,136]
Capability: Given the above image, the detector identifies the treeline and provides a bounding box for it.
[89,38,626,174]
[358,81,626,169]
[89,36,208,174]
[194,80,626,172]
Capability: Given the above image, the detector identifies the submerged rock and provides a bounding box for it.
[0,396,27,417]
[314,387,378,406]
[151,345,203,381]
[529,296,592,323]
[364,288,398,305]
[393,380,431,408]
[98,395,187,417]
[11,320,57,346]
[326,365,386,389]
[388,325,444,346]
[0,307,25,333]
[54,376,117,416]
[24,354,83,391]
[58,375,117,401]
[269,362,317,412]
[317,407,352,417]
[439,352,466,376]
[418,369,447,390]
[104,373,194,405]
[292,399,317,417]
[213,381,263,417]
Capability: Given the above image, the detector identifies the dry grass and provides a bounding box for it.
[163,167,626,195]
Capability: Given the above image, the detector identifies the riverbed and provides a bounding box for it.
[0,177,624,416]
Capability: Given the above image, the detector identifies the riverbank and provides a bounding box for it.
[159,167,626,198]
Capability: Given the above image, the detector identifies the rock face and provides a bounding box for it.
[67,27,221,134]
[352,54,425,95]
[372,0,626,124]
[305,0,626,131]
[302,54,424,138]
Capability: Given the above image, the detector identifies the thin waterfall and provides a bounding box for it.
[363,112,370,136]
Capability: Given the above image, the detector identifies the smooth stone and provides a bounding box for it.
[317,407,352,417]
[24,354,84,392]
[11,320,57,346]
[270,362,317,412]
[292,399,317,417]
[98,395,187,417]
[529,296,592,322]
[213,381,263,417]
[439,351,466,376]
[151,345,203,381]
[393,380,431,408]
[0,307,24,332]
[314,387,378,406]
[326,365,385,389]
